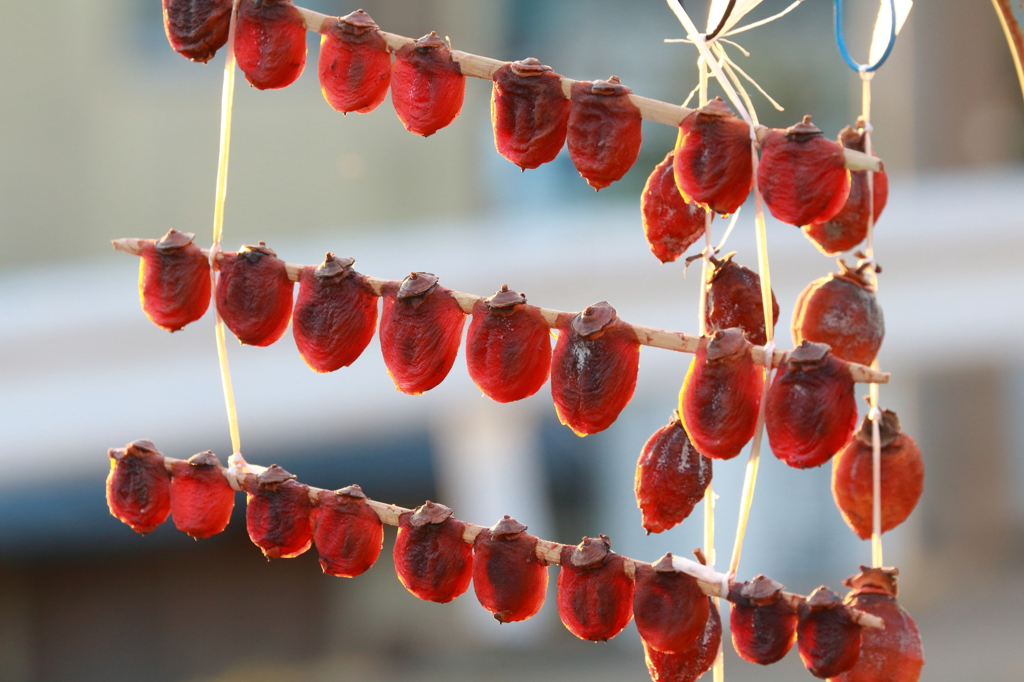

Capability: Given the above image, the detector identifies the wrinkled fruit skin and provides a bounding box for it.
[466,295,551,403]
[293,259,378,373]
[642,150,710,263]
[379,275,466,395]
[729,584,798,665]
[491,59,571,169]
[391,33,466,137]
[792,265,884,367]
[833,587,923,681]
[567,77,643,190]
[314,487,384,578]
[473,523,549,623]
[633,558,710,654]
[674,97,753,215]
[804,126,888,255]
[798,592,862,679]
[758,119,851,227]
[643,599,721,682]
[832,412,924,539]
[216,245,295,347]
[556,543,634,641]
[766,343,857,469]
[162,0,232,63]
[234,0,307,90]
[705,254,778,347]
[680,330,764,460]
[138,231,211,332]
[106,440,172,535]
[634,414,712,534]
[169,452,235,539]
[393,509,473,603]
[244,475,315,559]
[550,305,640,436]
[318,10,391,114]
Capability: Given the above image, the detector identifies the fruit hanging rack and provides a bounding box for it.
[104,1,945,681]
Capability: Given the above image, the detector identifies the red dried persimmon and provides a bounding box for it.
[106,439,172,535]
[293,253,378,373]
[641,150,710,263]
[379,272,466,395]
[393,501,473,603]
[162,0,232,63]
[550,301,640,435]
[797,586,862,679]
[243,464,315,559]
[234,0,307,90]
[832,410,924,539]
[634,413,712,534]
[215,242,294,347]
[465,285,551,403]
[473,516,549,623]
[138,229,211,332]
[674,97,753,215]
[705,252,778,347]
[318,9,391,114]
[567,77,643,190]
[169,450,235,539]
[314,485,384,578]
[758,116,851,227]
[729,576,798,665]
[556,535,634,642]
[391,32,465,137]
[633,554,710,654]
[491,58,571,170]
[643,599,720,682]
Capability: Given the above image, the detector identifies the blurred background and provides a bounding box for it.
[1,0,1023,680]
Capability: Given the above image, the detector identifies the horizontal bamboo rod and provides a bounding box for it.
[112,237,889,384]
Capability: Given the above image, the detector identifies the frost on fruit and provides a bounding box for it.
[162,0,232,63]
[391,33,466,137]
[705,252,778,347]
[634,413,712,534]
[169,450,235,539]
[106,439,172,535]
[234,0,308,90]
[797,586,862,679]
[243,465,315,559]
[138,229,211,332]
[728,575,798,665]
[293,253,379,373]
[643,598,720,682]
[556,535,635,642]
[641,150,710,263]
[318,9,391,114]
[491,58,571,170]
[215,242,295,347]
[379,272,466,395]
[551,302,641,435]
[633,554,710,654]
[567,77,643,190]
[473,516,549,623]
[314,485,384,578]
[674,97,753,216]
[393,501,473,603]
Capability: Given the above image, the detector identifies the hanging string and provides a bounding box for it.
[833,0,897,72]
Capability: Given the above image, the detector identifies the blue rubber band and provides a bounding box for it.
[833,0,897,72]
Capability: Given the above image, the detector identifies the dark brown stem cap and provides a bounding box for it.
[570,535,612,569]
[409,500,453,527]
[486,284,527,310]
[572,301,617,337]
[398,272,439,299]
[489,515,528,539]
[155,229,196,252]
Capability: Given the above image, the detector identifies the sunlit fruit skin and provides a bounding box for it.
[634,413,712,534]
[162,0,232,63]
[804,125,888,255]
[234,0,307,90]
[473,516,549,623]
[243,465,315,559]
[832,411,924,539]
[766,341,857,469]
[138,230,212,332]
[293,253,379,373]
[169,451,235,539]
[491,58,571,170]
[729,576,798,665]
[556,536,634,642]
[318,10,391,114]
[567,77,643,190]
[792,260,884,367]
[674,97,753,215]
[642,150,710,263]
[705,253,778,347]
[466,286,551,403]
[758,116,851,227]
[379,272,466,395]
[680,329,764,460]
[633,554,711,654]
[798,587,862,679]
[313,485,384,578]
[391,32,466,137]
[832,567,924,682]
[106,439,172,535]
[643,599,721,682]
[550,301,641,436]
[216,242,294,347]
[393,501,473,603]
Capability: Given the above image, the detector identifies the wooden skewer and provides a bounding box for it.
[111,237,890,384]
